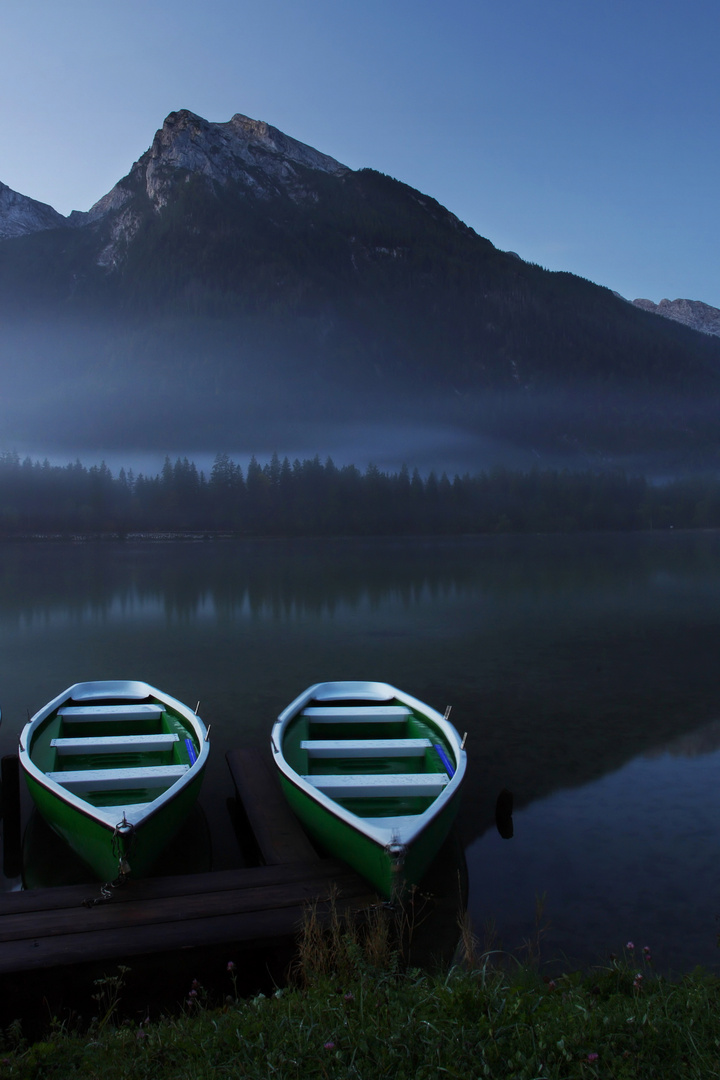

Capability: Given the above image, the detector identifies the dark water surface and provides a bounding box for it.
[2,532,720,974]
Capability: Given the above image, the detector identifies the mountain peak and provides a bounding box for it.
[82,109,350,264]
[90,108,348,216]
[146,108,348,188]
[0,180,67,239]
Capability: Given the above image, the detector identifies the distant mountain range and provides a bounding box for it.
[1,109,719,475]
[632,297,720,337]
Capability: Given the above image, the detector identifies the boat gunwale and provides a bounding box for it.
[18,680,209,831]
[271,680,466,848]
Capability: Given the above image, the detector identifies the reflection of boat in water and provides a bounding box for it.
[19,680,209,881]
[403,824,469,971]
[22,803,212,890]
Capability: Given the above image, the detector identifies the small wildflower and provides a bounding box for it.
[547,980,556,991]
[324,1041,336,1050]
[587,1052,599,1062]
[136,1029,146,1041]
[626,941,635,951]
[344,992,355,1001]
[191,979,200,990]
[227,961,235,971]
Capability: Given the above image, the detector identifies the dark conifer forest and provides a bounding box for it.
[1,450,717,537]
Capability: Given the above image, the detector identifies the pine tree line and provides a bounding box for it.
[0,449,718,536]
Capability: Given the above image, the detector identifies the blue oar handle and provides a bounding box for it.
[185,738,198,765]
[433,743,455,778]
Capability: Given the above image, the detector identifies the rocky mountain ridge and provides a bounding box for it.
[76,110,351,268]
[0,181,67,240]
[0,111,715,325]
[633,296,720,338]
[1,108,720,474]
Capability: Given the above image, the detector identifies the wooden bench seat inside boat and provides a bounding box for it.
[45,764,189,792]
[58,704,164,723]
[303,772,449,798]
[50,734,180,755]
[301,706,411,723]
[301,738,432,758]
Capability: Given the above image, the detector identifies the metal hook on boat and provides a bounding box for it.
[385,838,407,871]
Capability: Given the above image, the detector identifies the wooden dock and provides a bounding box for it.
[0,748,377,978]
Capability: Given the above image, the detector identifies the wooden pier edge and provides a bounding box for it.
[225,747,320,865]
[0,746,378,977]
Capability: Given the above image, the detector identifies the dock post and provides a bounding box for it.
[1,755,22,879]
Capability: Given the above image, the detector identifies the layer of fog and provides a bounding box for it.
[2,317,720,481]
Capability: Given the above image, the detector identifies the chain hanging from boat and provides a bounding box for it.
[111,814,136,880]
[81,815,136,907]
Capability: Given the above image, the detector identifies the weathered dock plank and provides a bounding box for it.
[226,747,319,864]
[0,860,339,916]
[0,861,375,974]
[0,745,376,977]
[0,862,366,944]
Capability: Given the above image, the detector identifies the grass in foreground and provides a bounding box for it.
[1,902,719,1079]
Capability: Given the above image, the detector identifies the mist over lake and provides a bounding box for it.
[2,531,720,973]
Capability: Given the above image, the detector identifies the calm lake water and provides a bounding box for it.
[2,531,720,975]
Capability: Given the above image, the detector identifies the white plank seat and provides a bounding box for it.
[301,738,431,759]
[302,706,411,723]
[302,773,448,799]
[59,705,164,723]
[46,764,188,792]
[51,734,179,755]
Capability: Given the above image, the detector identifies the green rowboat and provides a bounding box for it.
[19,680,209,882]
[271,681,466,898]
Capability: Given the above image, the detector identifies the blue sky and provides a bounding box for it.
[1,0,718,306]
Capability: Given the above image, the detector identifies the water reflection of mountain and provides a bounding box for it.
[449,699,720,852]
[645,719,720,758]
